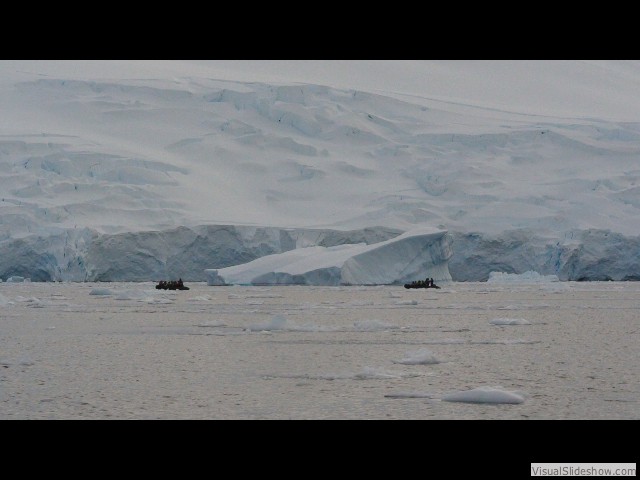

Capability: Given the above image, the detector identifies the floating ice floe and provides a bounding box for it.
[489,318,531,325]
[393,348,440,365]
[197,320,224,327]
[487,271,559,283]
[353,319,400,331]
[247,314,332,332]
[142,296,174,304]
[12,296,44,307]
[0,357,35,366]
[384,392,436,399]
[191,295,212,302]
[89,288,114,296]
[395,300,418,305]
[442,386,525,404]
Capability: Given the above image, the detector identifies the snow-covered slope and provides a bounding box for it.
[1,61,639,281]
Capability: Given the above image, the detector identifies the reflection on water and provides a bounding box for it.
[0,281,638,419]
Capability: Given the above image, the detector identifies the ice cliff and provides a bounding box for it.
[0,225,638,283]
[0,225,402,282]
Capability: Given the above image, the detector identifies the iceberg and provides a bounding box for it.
[205,227,453,286]
[6,276,29,283]
[442,386,526,404]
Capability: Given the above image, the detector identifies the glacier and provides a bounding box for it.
[1,223,637,282]
[1,61,640,283]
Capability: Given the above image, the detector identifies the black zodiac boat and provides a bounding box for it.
[156,280,190,290]
[404,279,440,289]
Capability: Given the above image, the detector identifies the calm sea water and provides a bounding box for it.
[0,281,638,419]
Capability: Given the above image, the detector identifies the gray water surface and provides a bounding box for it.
[1,281,638,419]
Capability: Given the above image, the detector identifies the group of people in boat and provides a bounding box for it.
[404,277,440,289]
[156,278,189,290]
